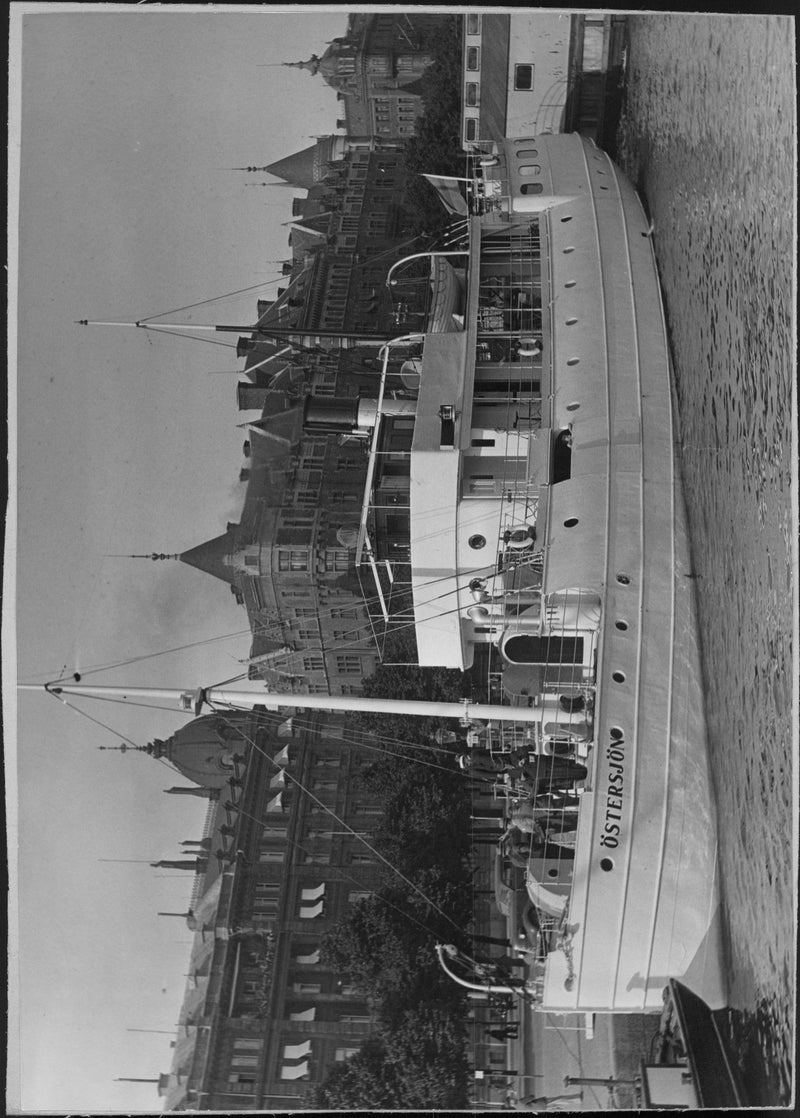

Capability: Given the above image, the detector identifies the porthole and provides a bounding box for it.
[616,573,631,585]
[564,517,579,528]
[564,280,576,288]
[468,534,486,550]
[566,317,578,325]
[612,670,626,684]
[560,215,573,222]
[517,148,539,158]
[610,727,624,740]
[600,857,614,872]
[563,246,575,254]
[600,186,609,191]
[519,165,542,176]
[596,169,606,175]
[521,183,544,195]
[615,620,628,631]
[566,402,580,412]
[548,867,559,878]
[566,358,580,366]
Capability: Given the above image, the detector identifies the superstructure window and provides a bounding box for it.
[465,83,479,107]
[514,64,534,90]
[466,47,480,71]
[465,118,478,142]
[467,13,481,34]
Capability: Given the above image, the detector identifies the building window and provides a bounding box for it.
[281,511,317,528]
[278,550,309,572]
[261,822,288,836]
[303,655,324,672]
[298,882,325,918]
[335,1047,360,1062]
[295,947,321,965]
[259,849,285,863]
[314,754,342,767]
[234,1038,264,1051]
[297,628,318,642]
[335,654,362,676]
[514,64,534,91]
[326,549,351,571]
[293,982,322,994]
[231,1055,259,1068]
[347,891,371,904]
[303,852,331,865]
[280,1061,310,1080]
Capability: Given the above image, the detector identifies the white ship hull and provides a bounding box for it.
[499,135,726,1012]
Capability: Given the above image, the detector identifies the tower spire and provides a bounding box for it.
[108,553,180,561]
[283,55,320,75]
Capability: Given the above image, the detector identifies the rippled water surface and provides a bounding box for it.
[616,14,796,1107]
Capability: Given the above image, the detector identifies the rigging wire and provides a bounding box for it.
[210,704,466,937]
[229,799,453,944]
[137,277,287,325]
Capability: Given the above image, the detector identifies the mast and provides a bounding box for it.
[23,681,550,726]
[77,319,403,352]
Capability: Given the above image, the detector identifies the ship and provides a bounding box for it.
[302,130,729,1015]
[43,131,727,1017]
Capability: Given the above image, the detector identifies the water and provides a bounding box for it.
[615,14,796,1107]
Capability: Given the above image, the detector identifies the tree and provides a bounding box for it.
[400,16,465,236]
[320,894,429,1004]
[353,628,468,749]
[312,1005,469,1109]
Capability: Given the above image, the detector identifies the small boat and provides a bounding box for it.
[639,979,746,1108]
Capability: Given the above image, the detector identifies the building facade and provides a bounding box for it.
[145,708,387,1109]
[286,12,451,142]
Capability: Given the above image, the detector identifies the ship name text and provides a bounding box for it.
[599,734,626,849]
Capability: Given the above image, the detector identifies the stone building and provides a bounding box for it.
[177,393,377,697]
[285,12,451,142]
[137,707,386,1109]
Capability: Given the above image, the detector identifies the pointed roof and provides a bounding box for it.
[180,527,237,586]
[265,135,344,190]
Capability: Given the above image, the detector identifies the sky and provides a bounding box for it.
[6,4,352,1112]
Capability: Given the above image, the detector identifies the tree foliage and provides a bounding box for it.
[315,622,475,1105]
[312,1006,469,1110]
[353,627,468,749]
[400,16,465,236]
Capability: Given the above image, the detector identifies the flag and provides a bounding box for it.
[422,173,470,216]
